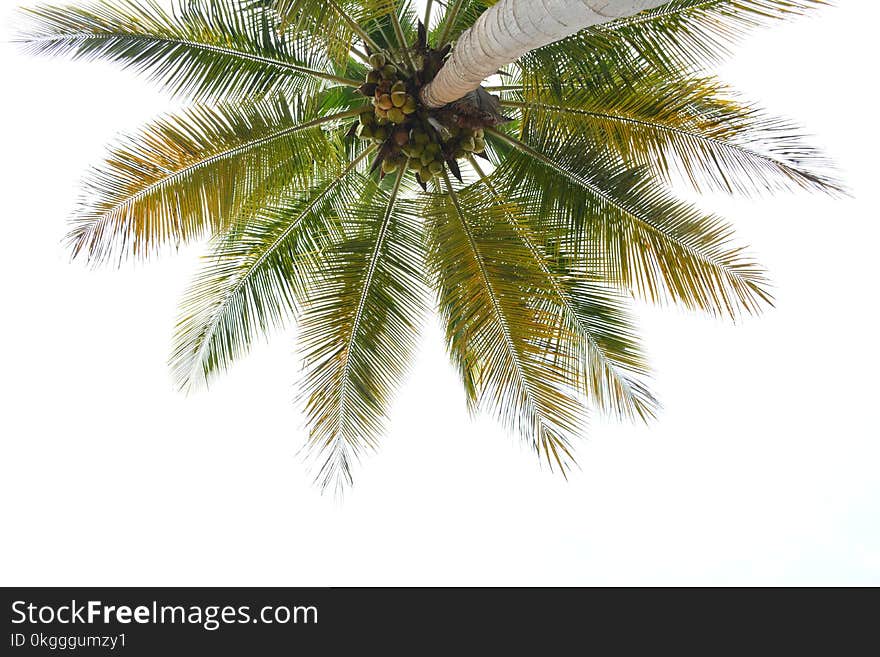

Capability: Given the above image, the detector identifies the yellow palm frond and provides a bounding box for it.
[69,97,360,264]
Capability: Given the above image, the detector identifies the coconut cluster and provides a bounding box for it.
[353,50,488,183]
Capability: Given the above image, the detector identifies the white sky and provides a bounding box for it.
[1,0,877,586]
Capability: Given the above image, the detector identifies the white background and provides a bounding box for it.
[1,0,877,586]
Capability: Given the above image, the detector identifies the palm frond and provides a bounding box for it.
[520,0,829,87]
[501,74,843,195]
[433,0,491,47]
[69,96,359,264]
[170,145,374,391]
[271,0,396,63]
[600,0,830,69]
[15,0,361,102]
[426,175,586,471]
[363,0,421,52]
[468,156,657,422]
[554,279,659,422]
[490,126,772,318]
[298,166,429,491]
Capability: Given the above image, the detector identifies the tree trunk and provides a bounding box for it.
[421,0,670,108]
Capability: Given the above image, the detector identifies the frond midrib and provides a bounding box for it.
[26,31,360,86]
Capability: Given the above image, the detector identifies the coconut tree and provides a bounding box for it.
[16,0,840,490]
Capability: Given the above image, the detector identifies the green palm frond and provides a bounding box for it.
[298,166,429,491]
[15,0,361,101]
[369,0,422,52]
[501,74,843,195]
[69,96,359,263]
[552,279,659,423]
[522,0,829,85]
[270,0,396,63]
[171,145,375,392]
[468,156,657,422]
[426,176,586,470]
[490,126,772,318]
[599,0,829,69]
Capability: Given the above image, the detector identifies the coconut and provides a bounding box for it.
[391,92,407,108]
[393,129,409,147]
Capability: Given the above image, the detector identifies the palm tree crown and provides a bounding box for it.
[16,0,841,491]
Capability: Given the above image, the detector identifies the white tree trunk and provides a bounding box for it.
[421,0,670,108]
